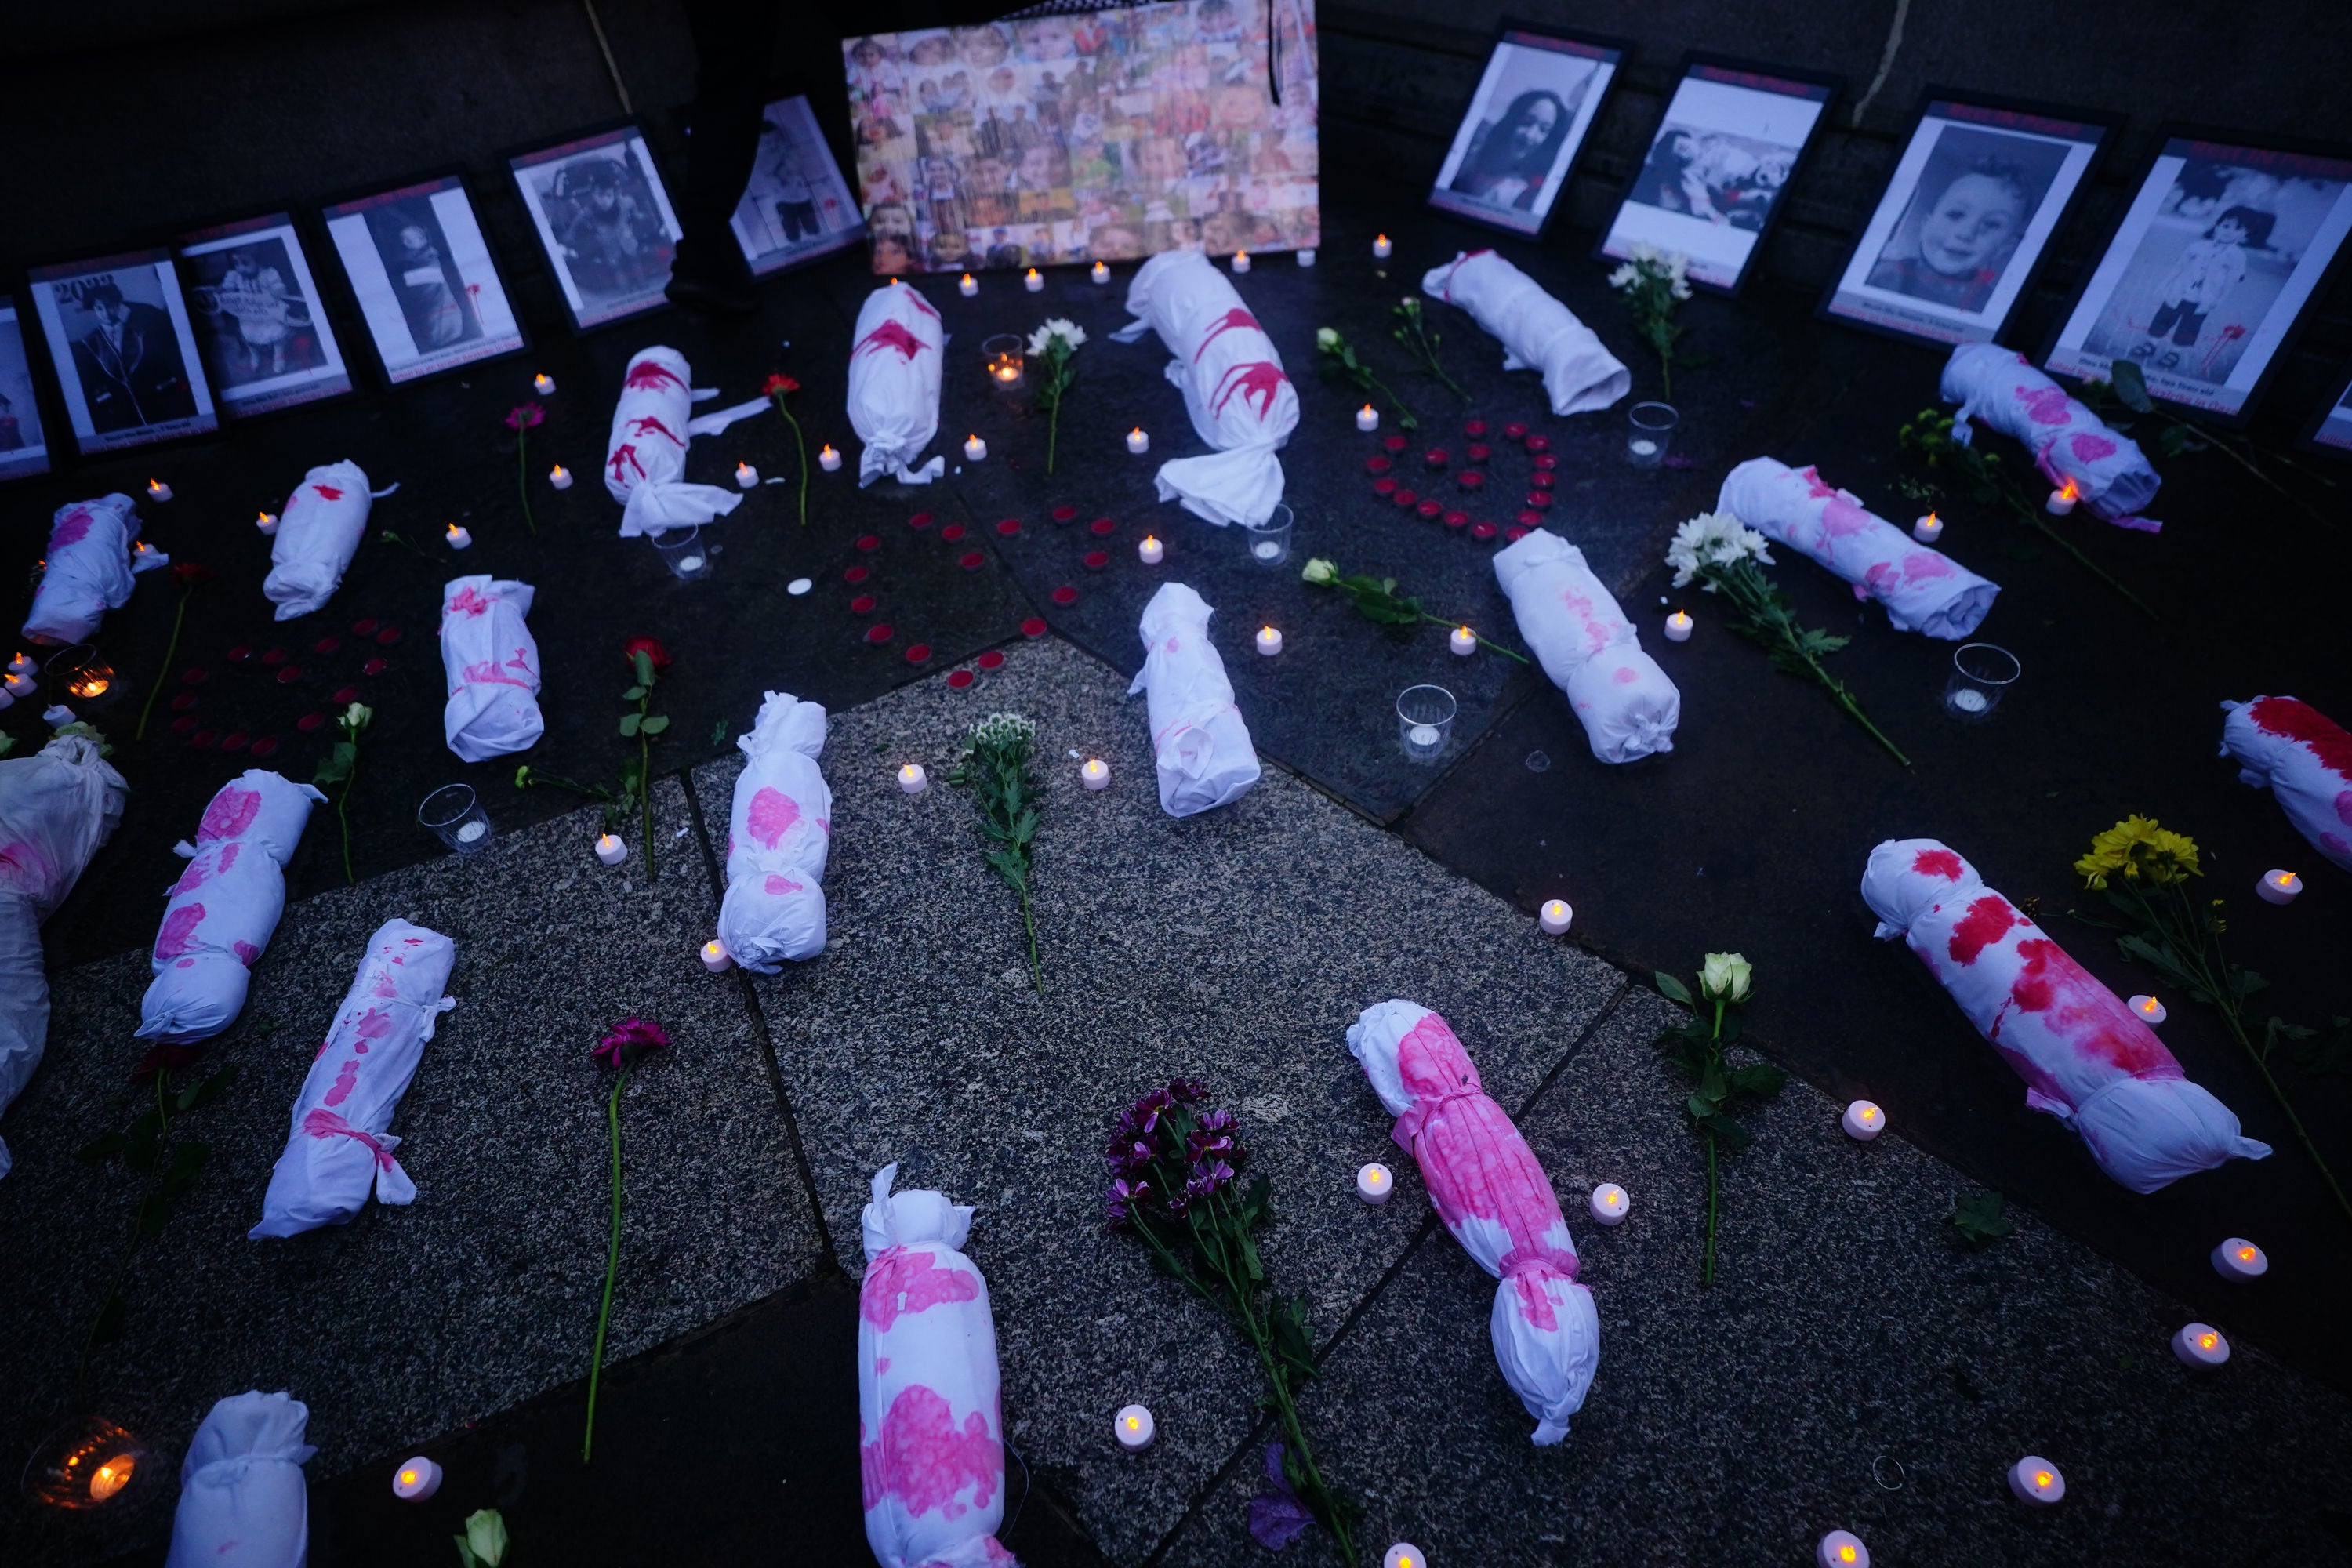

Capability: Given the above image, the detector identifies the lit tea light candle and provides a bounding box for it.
[1538,898,1573,935]
[1816,1529,1869,1568]
[1138,535,1164,564]
[256,510,279,535]
[1589,1182,1629,1225]
[1091,261,1111,285]
[1024,267,1044,292]
[960,272,979,297]
[5,651,31,675]
[1664,610,1693,642]
[0,688,16,711]
[4,671,34,697]
[1356,405,1380,433]
[898,763,928,796]
[1127,427,1150,455]
[2256,869,2301,905]
[818,445,843,472]
[2129,994,2167,1024]
[2008,1457,2065,1507]
[533,372,555,396]
[1113,1404,1155,1451]
[392,1457,442,1501]
[1842,1099,1885,1141]
[595,833,626,866]
[1382,1544,1425,1568]
[2172,1322,2230,1370]
[2212,1237,2267,1282]
[2045,479,2078,516]
[1912,512,1943,543]
[1372,234,1392,260]
[445,524,472,550]
[1356,1163,1393,1204]
[549,463,573,489]
[1297,249,1316,267]
[1254,626,1282,656]
[964,435,988,462]
[700,939,733,973]
[1231,250,1250,274]
[146,479,172,502]
[89,1452,136,1502]
[1081,758,1110,791]
[735,461,759,488]
[1449,625,1477,656]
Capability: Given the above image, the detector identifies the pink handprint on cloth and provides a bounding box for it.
[1940,342,2162,530]
[1718,458,1999,640]
[140,771,322,1047]
[848,282,948,488]
[717,692,834,971]
[24,493,160,647]
[1348,1001,1599,1443]
[604,345,746,535]
[1494,529,1677,764]
[438,575,543,763]
[1862,838,2269,1193]
[2219,695,2352,871]
[858,1163,1014,1568]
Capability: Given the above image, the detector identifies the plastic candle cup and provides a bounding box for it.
[735,462,759,488]
[1589,1182,1629,1226]
[1664,610,1693,642]
[595,833,626,866]
[1231,250,1250,273]
[2009,1457,2065,1507]
[1255,626,1283,656]
[1841,1100,1885,1141]
[958,272,978,296]
[256,510,279,535]
[533,372,555,396]
[2172,1323,2231,1370]
[1538,898,1573,935]
[810,444,839,473]
[1382,1545,1425,1568]
[898,763,928,796]
[146,479,172,502]
[964,435,988,462]
[5,671,35,697]
[1081,758,1110,791]
[2129,994,2168,1025]
[1448,625,1477,657]
[445,524,472,550]
[2212,1238,2268,1282]
[1356,1163,1393,1204]
[549,463,573,489]
[1912,512,1943,543]
[1626,402,1678,467]
[1127,427,1150,455]
[88,1452,136,1502]
[1817,1530,1869,1568]
[1356,405,1380,433]
[1024,267,1044,292]
[2046,480,2078,515]
[1091,260,1111,285]
[393,1457,442,1501]
[1114,1405,1155,1451]
[1398,684,1456,761]
[700,939,733,973]
[1373,234,1392,259]
[2256,869,2302,905]
[1138,535,1164,564]
[1297,249,1316,267]
[6,652,31,675]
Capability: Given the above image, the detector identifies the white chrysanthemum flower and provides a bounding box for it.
[1671,279,1693,301]
[1607,263,1639,290]
[1629,241,1662,265]
[1664,511,1773,589]
[1026,318,1085,357]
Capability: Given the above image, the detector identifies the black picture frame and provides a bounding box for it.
[0,289,57,484]
[1593,52,1844,298]
[316,167,531,390]
[173,208,358,420]
[1817,88,2117,352]
[2040,122,2352,430]
[503,120,682,334]
[1425,20,1632,242]
[26,245,222,459]
[2297,364,2352,461]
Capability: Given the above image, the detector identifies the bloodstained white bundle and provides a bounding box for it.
[1421,249,1629,416]
[438,575,543,762]
[2219,695,2352,873]
[1942,343,2161,530]
[263,460,375,619]
[24,492,165,646]
[717,691,833,971]
[1127,581,1261,817]
[1494,528,1679,764]
[848,281,947,487]
[604,346,745,535]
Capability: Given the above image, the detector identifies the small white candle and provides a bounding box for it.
[1406,723,1440,749]
[5,652,31,675]
[1113,1404,1155,1451]
[1138,535,1164,564]
[1629,437,1659,458]
[898,764,928,796]
[2129,994,2167,1025]
[1254,626,1282,656]
[1091,261,1111,285]
[735,462,759,488]
[146,479,172,502]
[1589,1182,1628,1226]
[2212,1237,2268,1282]
[960,272,979,297]
[456,820,487,845]
[533,372,556,396]
[2172,1322,2230,1370]
[1816,1529,1869,1568]
[1356,405,1380,433]
[1024,268,1044,292]
[1231,250,1250,274]
[964,435,987,462]
[1538,898,1573,935]
[392,1457,442,1501]
[445,524,472,550]
[2256,869,2302,905]
[1912,513,1944,543]
[2008,1457,2065,1507]
[1081,758,1110,791]
[1356,1163,1393,1204]
[701,938,733,973]
[5,672,35,697]
[2045,482,2078,516]
[1297,249,1316,267]
[819,445,842,472]
[1372,234,1392,260]
[549,463,573,490]
[1449,625,1477,657]
[1664,610,1693,642]
[595,833,626,866]
[1381,1544,1425,1568]
[44,703,74,728]
[1127,427,1150,455]
[256,510,279,535]
[0,686,17,712]
[677,554,706,573]
[788,578,812,596]
[1841,1100,1885,1141]
[1950,688,1990,715]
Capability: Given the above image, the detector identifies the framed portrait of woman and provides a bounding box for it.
[1427,24,1628,240]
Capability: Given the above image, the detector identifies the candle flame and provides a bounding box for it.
[1862,1107,1877,1123]
[1026,268,1040,279]
[2034,1471,2053,1489]
[1459,625,1472,636]
[2060,480,2078,500]
[2198,1332,2218,1350]
[962,273,975,284]
[2274,872,2293,885]
[1236,250,1248,260]
[703,941,724,958]
[2239,1246,2256,1261]
[89,1455,134,1501]
[1376,234,1388,244]
[1838,1548,1857,1565]
[551,464,568,477]
[400,1468,418,1486]
[1124,1416,1139,1429]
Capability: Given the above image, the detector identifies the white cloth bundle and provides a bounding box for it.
[1494,528,1678,764]
[24,493,165,645]
[438,575,543,763]
[1126,582,1261,817]
[1421,249,1630,416]
[0,734,127,1179]
[2220,695,2352,872]
[1349,1000,1599,1443]
[1863,837,2270,1192]
[1112,249,1298,527]
[848,281,948,488]
[1718,457,1999,640]
[717,691,832,972]
[164,1390,314,1568]
[137,771,322,1046]
[605,346,747,535]
[262,460,374,620]
[858,1163,1011,1568]
[249,918,456,1238]
[1942,343,2161,531]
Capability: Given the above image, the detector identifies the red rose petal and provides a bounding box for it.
[260,647,289,666]
[1083,550,1110,570]
[1365,456,1392,474]
[1021,617,1048,638]
[946,668,975,689]
[844,564,870,583]
[977,650,1005,670]
[296,712,327,732]
[1089,517,1116,537]
[250,737,280,759]
[220,731,249,753]
[187,729,217,749]
[314,636,340,654]
[276,666,303,684]
[851,594,877,615]
[1524,434,1551,453]
[1471,522,1499,543]
[1465,444,1490,464]
[180,666,207,686]
[1457,470,1486,490]
[226,644,252,662]
[1381,434,1407,454]
[350,619,378,636]
[1051,504,1078,523]
[170,692,197,712]
[1530,471,1555,490]
[374,626,402,646]
[1532,453,1558,471]
[1517,510,1543,528]
[1464,419,1488,437]
[866,624,894,644]
[1391,488,1417,509]
[1423,448,1449,469]
[362,657,389,676]
[959,550,985,570]
[1503,423,1527,440]
[941,523,967,543]
[1373,478,1398,497]
[1442,510,1469,531]
[169,716,197,735]
[907,511,933,529]
[1505,525,1530,543]
[905,644,932,663]
[996,518,1022,537]
[855,534,881,553]
[1525,492,1552,510]
[334,686,360,704]
[1051,585,1078,605]
[1416,499,1443,520]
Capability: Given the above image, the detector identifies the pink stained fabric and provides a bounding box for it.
[2219,695,2352,873]
[139,771,321,1045]
[1493,528,1678,763]
[24,493,158,646]
[849,283,948,488]
[1941,343,2161,530]
[437,575,543,762]
[604,346,746,535]
[1862,837,2270,1193]
[717,691,833,971]
[1348,1000,1598,1443]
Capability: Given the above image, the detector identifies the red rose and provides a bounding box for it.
[169,562,213,587]
[130,1042,201,1083]
[504,404,545,431]
[622,636,673,670]
[764,373,800,397]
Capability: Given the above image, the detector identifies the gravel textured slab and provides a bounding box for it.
[0,779,822,1566]
[705,635,1629,1566]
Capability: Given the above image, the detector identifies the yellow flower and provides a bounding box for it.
[2076,815,2201,888]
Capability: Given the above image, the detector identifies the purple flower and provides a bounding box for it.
[1105,1177,1151,1230]
[1105,1136,1156,1174]
[1169,1076,1210,1105]
[593,1017,671,1069]
[1247,1443,1314,1549]
[1185,1160,1236,1203]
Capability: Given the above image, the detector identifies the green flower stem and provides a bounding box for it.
[334,749,358,885]
[1700,996,1723,1285]
[1707,564,1909,767]
[1991,488,2156,619]
[771,395,809,527]
[583,1064,630,1463]
[1414,611,1528,663]
[135,585,193,741]
[516,428,538,536]
[638,724,654,881]
[76,1069,169,1395]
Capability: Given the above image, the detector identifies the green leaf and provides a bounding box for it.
[123,1109,165,1173]
[621,685,647,702]
[1727,1062,1786,1099]
[2290,1017,2352,1076]
[1685,1091,1720,1121]
[1653,971,1694,1007]
[619,712,641,738]
[2109,358,2154,412]
[183,1064,238,1111]
[77,1131,128,1161]
[1699,1112,1751,1152]
[638,715,670,736]
[1950,1189,2014,1249]
[633,649,655,686]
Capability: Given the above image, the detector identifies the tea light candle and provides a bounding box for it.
[2212,1238,2267,1282]
[1356,1163,1393,1204]
[1912,512,1943,543]
[1114,1405,1155,1451]
[549,464,573,489]
[445,524,472,550]
[1841,1100,1885,1141]
[533,372,556,396]
[1297,249,1316,267]
[1127,427,1150,455]
[700,939,733,973]
[1254,626,1282,656]
[964,435,988,462]
[0,687,16,711]
[1382,1544,1425,1568]
[898,763,928,796]
[819,445,843,472]
[1091,260,1111,285]
[2172,1322,2230,1370]
[1589,1183,1628,1225]
[256,510,278,535]
[735,462,759,488]
[5,670,38,696]
[2256,869,2301,905]
[44,704,74,727]
[2129,994,2167,1025]
[1538,898,1572,935]
[2045,481,2078,516]
[1664,610,1693,642]
[959,272,979,296]
[1372,234,1392,259]
[1138,535,1164,564]
[1231,250,1250,274]
[1081,758,1110,790]
[1817,1530,1869,1568]
[2008,1457,2065,1507]
[392,1457,442,1501]
[1356,405,1380,433]
[6,652,31,675]
[1024,267,1044,292]
[146,479,172,502]
[595,833,626,866]
[1449,625,1476,656]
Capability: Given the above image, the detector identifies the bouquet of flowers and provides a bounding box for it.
[1606,244,1694,397]
[1028,318,1085,474]
[948,712,1045,993]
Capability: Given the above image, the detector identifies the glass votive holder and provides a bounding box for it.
[42,644,116,702]
[1944,642,2020,722]
[1397,684,1457,764]
[1626,401,1679,468]
[419,784,492,855]
[982,333,1025,390]
[1241,504,1294,567]
[651,525,714,581]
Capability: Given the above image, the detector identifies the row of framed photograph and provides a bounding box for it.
[1425,24,2352,436]
[0,100,862,482]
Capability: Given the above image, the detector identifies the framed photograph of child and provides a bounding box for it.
[507,124,682,331]
[2300,366,2352,460]
[1821,91,2114,350]
[731,95,866,278]
[176,211,354,418]
[321,172,528,387]
[2044,127,2352,426]
[1596,54,1842,296]
[0,298,53,483]
[27,248,219,457]
[1426,24,1628,240]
